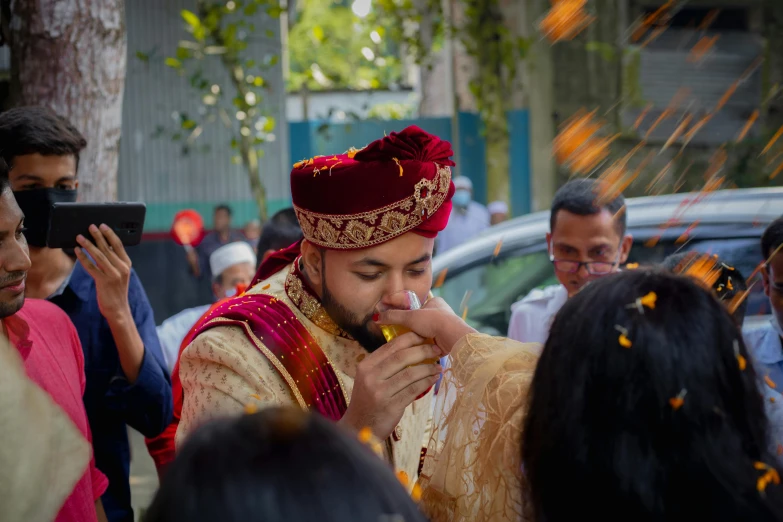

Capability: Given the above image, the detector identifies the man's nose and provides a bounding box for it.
[577,263,590,278]
[5,241,32,274]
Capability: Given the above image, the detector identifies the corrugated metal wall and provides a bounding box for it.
[119,0,289,231]
[623,29,762,144]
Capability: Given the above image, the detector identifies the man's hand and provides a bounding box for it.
[76,224,145,382]
[75,225,133,322]
[340,331,442,439]
[375,297,477,355]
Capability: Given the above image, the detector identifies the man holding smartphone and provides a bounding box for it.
[0,107,173,522]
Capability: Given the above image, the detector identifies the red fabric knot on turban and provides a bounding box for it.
[290,125,455,250]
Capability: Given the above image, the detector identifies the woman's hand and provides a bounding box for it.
[375,297,477,355]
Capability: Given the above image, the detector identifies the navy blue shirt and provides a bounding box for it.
[49,261,173,522]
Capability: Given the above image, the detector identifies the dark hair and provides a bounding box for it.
[144,408,427,522]
[0,106,86,169]
[550,178,626,235]
[256,209,303,267]
[522,270,783,522]
[214,204,232,217]
[762,217,783,261]
[662,252,748,325]
[269,207,300,227]
[0,157,9,191]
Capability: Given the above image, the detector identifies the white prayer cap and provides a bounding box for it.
[488,201,509,215]
[210,242,257,278]
[453,176,473,191]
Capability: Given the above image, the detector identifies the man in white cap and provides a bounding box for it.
[488,200,509,225]
[156,242,256,372]
[436,176,490,254]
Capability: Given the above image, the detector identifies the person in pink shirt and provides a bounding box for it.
[0,158,108,522]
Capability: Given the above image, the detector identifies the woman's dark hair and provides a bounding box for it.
[522,270,783,522]
[661,251,749,325]
[0,106,86,169]
[144,407,427,522]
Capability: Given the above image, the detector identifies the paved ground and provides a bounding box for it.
[129,429,159,521]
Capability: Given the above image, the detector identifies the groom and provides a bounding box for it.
[176,126,456,481]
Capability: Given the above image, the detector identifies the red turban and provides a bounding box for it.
[291,125,455,250]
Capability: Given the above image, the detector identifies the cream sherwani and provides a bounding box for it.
[177,262,434,481]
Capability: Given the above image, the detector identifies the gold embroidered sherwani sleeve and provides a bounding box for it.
[419,334,542,522]
[176,325,294,448]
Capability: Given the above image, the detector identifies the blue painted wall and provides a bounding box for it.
[289,110,531,215]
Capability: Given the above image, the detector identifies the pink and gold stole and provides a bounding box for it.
[192,293,347,420]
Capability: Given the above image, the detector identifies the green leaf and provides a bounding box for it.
[245,59,256,68]
[135,51,150,63]
[181,119,197,130]
[193,26,207,42]
[267,5,283,18]
[268,55,279,66]
[164,57,182,69]
[181,10,201,30]
[265,29,275,38]
[230,138,238,149]
[263,116,276,132]
[231,155,242,165]
[244,3,258,16]
[312,25,324,42]
[253,76,265,87]
[176,46,191,60]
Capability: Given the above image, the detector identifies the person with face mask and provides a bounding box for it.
[507,179,632,344]
[156,242,257,373]
[0,107,172,522]
[435,176,490,254]
[175,126,456,486]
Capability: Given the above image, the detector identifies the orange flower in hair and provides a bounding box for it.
[734,340,747,371]
[615,325,632,349]
[755,461,781,495]
[669,388,687,410]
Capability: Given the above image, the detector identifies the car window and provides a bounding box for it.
[433,234,766,335]
[434,246,555,335]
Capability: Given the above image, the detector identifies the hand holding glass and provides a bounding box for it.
[375,291,439,365]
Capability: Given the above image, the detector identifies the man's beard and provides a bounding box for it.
[320,260,386,352]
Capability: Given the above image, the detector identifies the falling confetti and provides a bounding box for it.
[433,269,449,289]
[493,239,504,258]
[761,126,783,157]
[412,482,423,502]
[539,0,595,42]
[687,35,719,63]
[631,0,674,43]
[736,110,759,142]
[625,263,639,269]
[244,403,258,415]
[766,375,777,390]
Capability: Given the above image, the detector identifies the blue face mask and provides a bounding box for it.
[452,189,471,208]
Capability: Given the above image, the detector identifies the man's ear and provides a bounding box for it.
[619,234,634,264]
[300,240,325,288]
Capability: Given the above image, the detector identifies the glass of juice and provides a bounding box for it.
[376,290,438,365]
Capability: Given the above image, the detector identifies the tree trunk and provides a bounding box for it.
[1,0,126,202]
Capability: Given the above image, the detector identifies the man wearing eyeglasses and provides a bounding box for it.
[507,179,632,344]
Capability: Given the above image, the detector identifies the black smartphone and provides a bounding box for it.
[46,202,147,249]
